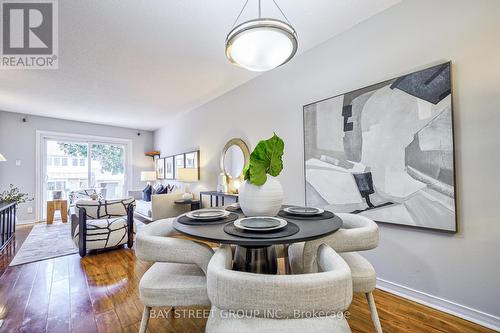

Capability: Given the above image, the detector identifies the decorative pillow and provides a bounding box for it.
[157,185,168,194]
[152,183,165,195]
[142,184,152,202]
[166,184,175,193]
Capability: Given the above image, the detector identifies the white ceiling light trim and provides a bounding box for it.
[225,0,298,72]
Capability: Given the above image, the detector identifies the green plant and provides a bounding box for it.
[243,133,284,186]
[0,184,33,204]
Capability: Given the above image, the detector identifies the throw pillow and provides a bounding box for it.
[142,184,152,202]
[157,185,168,194]
[152,183,163,195]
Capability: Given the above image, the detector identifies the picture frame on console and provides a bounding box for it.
[303,62,457,232]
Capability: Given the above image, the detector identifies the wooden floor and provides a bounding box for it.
[0,224,496,333]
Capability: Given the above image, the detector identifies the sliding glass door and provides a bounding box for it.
[40,136,128,220]
[89,143,126,199]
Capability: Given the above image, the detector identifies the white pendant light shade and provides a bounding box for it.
[226,19,297,72]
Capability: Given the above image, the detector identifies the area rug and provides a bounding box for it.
[9,220,146,266]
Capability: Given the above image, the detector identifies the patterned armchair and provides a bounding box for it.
[72,198,136,257]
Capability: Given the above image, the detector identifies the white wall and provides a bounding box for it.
[0,110,154,222]
[154,0,500,326]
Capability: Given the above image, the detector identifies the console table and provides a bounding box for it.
[199,191,238,208]
[0,202,17,251]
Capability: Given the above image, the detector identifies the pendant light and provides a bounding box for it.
[225,0,298,72]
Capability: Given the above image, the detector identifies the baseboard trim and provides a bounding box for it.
[16,219,37,225]
[377,278,500,332]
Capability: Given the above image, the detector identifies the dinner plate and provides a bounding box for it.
[234,217,287,232]
[283,206,324,216]
[186,209,230,221]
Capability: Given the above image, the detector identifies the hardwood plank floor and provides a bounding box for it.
[0,223,496,333]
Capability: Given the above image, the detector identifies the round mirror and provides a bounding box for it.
[221,138,250,180]
[224,145,245,178]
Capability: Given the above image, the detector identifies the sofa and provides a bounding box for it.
[128,189,190,221]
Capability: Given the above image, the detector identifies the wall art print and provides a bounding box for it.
[303,62,456,232]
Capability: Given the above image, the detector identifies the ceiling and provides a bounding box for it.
[0,0,400,131]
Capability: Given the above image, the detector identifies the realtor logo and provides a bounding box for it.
[1,0,58,69]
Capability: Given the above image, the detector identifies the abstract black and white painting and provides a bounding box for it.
[303,62,456,232]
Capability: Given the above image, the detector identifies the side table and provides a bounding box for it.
[47,200,68,224]
[174,199,201,211]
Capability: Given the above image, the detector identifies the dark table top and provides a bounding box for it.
[173,207,343,247]
[199,191,239,197]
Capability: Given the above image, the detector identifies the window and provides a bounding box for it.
[62,158,68,166]
[80,158,85,166]
[72,158,78,167]
[54,157,61,166]
[47,181,66,191]
[47,157,53,166]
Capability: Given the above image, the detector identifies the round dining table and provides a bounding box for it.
[173,207,343,274]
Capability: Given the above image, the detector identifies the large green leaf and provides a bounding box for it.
[244,133,284,186]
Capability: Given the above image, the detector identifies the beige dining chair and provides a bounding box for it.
[205,244,353,333]
[135,218,214,333]
[288,213,383,333]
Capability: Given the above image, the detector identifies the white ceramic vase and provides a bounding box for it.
[239,176,283,217]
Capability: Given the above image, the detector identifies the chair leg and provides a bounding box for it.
[139,306,151,333]
[366,292,383,333]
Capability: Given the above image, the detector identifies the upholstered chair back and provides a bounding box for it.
[301,213,378,274]
[135,219,214,274]
[207,244,352,318]
[76,198,136,219]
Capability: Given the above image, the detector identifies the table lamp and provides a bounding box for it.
[0,153,6,162]
[140,171,156,185]
[177,168,198,200]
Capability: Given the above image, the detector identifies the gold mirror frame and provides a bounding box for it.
[220,138,250,182]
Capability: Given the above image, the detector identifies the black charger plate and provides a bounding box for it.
[177,212,239,225]
[277,210,335,221]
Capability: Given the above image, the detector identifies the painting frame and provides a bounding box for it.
[155,157,165,180]
[165,156,175,180]
[184,150,200,180]
[302,62,457,233]
[174,154,185,180]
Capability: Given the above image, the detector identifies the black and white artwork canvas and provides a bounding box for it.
[303,62,456,232]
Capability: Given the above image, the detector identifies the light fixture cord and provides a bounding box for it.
[230,0,295,30]
[272,0,294,27]
[231,0,250,29]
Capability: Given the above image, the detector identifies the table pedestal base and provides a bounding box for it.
[233,245,277,274]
